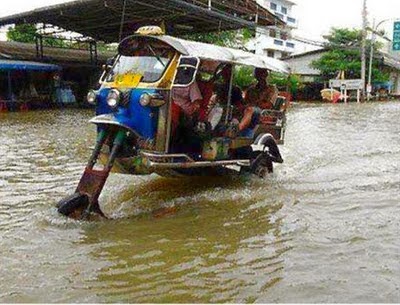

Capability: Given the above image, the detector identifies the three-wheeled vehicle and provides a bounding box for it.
[57,26,290,219]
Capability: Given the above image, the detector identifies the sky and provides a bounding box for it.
[0,0,399,42]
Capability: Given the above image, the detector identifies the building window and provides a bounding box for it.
[270,2,277,10]
[267,50,275,57]
[281,6,288,14]
[274,39,283,46]
[275,13,284,20]
[269,29,276,38]
[287,17,296,23]
[286,42,295,48]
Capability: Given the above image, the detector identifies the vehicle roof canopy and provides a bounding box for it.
[119,35,290,74]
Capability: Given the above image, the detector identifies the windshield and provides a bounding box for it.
[105,43,174,83]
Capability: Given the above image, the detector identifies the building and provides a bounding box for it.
[282,49,400,100]
[0,40,115,109]
[247,0,298,59]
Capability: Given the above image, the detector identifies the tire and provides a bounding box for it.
[57,193,89,216]
[250,152,273,178]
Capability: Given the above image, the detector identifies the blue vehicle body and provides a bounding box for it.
[95,87,159,140]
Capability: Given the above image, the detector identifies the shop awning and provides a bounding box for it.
[0,60,62,71]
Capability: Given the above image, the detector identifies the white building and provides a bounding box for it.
[247,0,298,58]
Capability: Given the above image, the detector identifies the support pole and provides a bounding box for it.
[7,70,12,101]
[225,64,235,124]
[360,0,368,103]
[118,0,127,42]
[367,18,375,102]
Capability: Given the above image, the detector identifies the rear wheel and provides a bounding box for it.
[250,152,273,178]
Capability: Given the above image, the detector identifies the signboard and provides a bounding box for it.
[393,21,400,51]
[329,79,364,90]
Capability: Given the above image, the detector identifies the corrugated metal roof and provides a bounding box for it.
[0,0,284,43]
[0,41,115,66]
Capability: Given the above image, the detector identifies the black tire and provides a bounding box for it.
[57,193,89,216]
[250,152,273,178]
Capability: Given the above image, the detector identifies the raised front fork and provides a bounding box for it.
[57,129,126,219]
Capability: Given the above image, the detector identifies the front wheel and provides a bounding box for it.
[57,193,89,217]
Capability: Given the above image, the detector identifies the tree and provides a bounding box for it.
[184,28,254,49]
[312,27,389,82]
[7,23,72,48]
[7,24,37,43]
[269,72,303,95]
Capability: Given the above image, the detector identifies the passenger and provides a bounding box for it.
[242,68,279,129]
[206,65,244,130]
[171,81,202,119]
[245,68,278,109]
[171,81,203,154]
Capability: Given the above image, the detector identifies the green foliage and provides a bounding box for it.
[7,23,68,47]
[6,23,118,53]
[184,29,254,49]
[232,67,303,94]
[233,66,255,89]
[97,42,118,52]
[7,24,37,43]
[269,72,303,94]
[312,27,389,82]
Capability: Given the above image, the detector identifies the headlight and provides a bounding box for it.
[107,89,121,108]
[140,92,166,107]
[86,90,97,105]
[139,93,151,107]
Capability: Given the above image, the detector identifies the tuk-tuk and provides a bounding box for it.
[57,26,290,219]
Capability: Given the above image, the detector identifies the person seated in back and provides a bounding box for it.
[171,80,203,154]
[171,81,203,120]
[205,65,244,131]
[243,68,279,128]
[245,68,278,108]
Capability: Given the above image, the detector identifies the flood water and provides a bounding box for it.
[0,102,399,303]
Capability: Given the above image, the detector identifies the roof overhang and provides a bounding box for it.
[0,0,285,43]
[0,59,61,71]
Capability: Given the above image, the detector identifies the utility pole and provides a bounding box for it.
[361,0,368,103]
[367,18,375,101]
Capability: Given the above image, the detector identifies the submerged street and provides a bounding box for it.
[0,102,399,303]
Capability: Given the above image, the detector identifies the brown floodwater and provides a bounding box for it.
[0,103,399,303]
